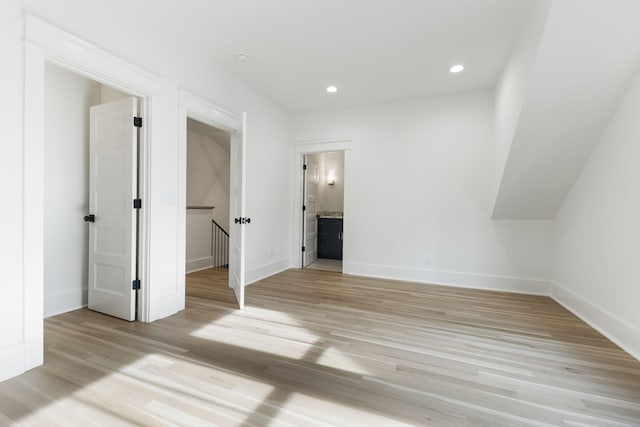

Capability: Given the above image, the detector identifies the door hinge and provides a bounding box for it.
[133,116,143,128]
[303,205,306,211]
[132,279,141,290]
[302,246,306,252]
[133,198,142,209]
[303,164,307,170]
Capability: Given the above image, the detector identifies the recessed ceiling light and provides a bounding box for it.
[450,64,464,73]
[237,52,249,62]
[326,85,338,93]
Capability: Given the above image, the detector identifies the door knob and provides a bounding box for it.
[84,214,95,223]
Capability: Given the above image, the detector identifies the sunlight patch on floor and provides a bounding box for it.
[314,347,375,376]
[190,329,313,360]
[68,352,281,426]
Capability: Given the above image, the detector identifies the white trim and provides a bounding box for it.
[23,15,165,373]
[186,257,215,274]
[179,91,241,131]
[44,289,88,318]
[295,138,352,154]
[292,139,352,271]
[346,262,551,295]
[550,282,640,361]
[245,258,291,286]
[25,15,164,96]
[0,344,25,383]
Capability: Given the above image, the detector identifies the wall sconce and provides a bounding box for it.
[327,172,335,185]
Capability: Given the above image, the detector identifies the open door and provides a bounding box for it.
[87,97,138,321]
[303,156,319,266]
[229,113,247,309]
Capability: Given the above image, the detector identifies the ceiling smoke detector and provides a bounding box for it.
[237,52,249,63]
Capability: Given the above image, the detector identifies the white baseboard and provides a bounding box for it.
[0,343,24,382]
[344,262,551,295]
[186,256,214,274]
[245,258,290,286]
[44,288,88,318]
[550,282,640,361]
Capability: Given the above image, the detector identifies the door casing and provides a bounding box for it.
[178,90,245,309]
[293,139,351,271]
[24,15,162,371]
[302,156,319,266]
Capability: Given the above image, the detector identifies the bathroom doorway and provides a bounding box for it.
[302,151,345,273]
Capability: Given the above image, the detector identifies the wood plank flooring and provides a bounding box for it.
[305,259,342,273]
[1,268,639,426]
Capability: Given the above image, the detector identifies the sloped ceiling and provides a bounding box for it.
[492,0,640,219]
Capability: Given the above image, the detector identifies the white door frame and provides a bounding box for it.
[177,90,243,302]
[292,139,352,271]
[23,15,163,369]
[302,156,319,267]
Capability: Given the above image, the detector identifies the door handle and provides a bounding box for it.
[84,214,95,223]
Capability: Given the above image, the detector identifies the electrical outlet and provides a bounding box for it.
[424,255,432,266]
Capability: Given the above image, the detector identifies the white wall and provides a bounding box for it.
[242,94,293,285]
[43,64,101,317]
[42,64,139,318]
[492,0,550,207]
[0,1,30,381]
[2,1,292,381]
[186,130,230,231]
[552,65,640,359]
[306,151,344,213]
[185,209,215,272]
[100,85,129,103]
[293,91,553,293]
[493,0,640,219]
[318,151,344,213]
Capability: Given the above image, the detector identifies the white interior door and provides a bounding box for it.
[229,113,247,309]
[88,97,138,321]
[303,157,319,266]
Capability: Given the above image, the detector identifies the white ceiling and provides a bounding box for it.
[185,0,533,112]
[26,0,533,113]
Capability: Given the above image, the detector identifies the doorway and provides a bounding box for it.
[24,15,166,373]
[291,139,351,274]
[184,118,231,279]
[178,91,247,309]
[303,152,345,273]
[43,63,141,321]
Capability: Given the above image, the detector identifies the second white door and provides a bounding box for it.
[229,113,247,309]
[88,97,138,321]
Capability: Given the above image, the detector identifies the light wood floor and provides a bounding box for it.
[1,269,639,426]
[305,258,342,272]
